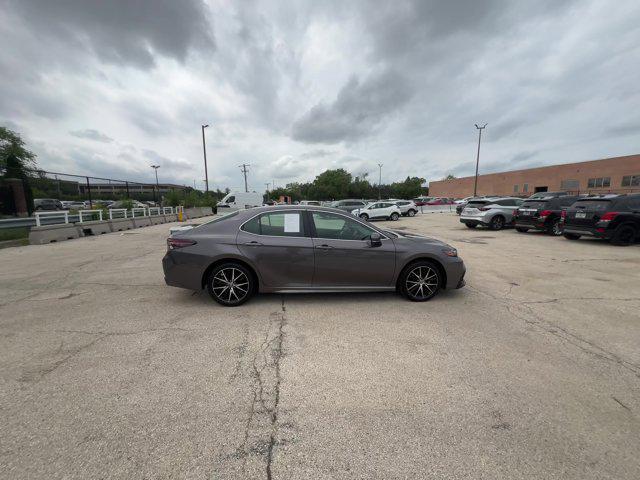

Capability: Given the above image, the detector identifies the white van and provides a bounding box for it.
[218,191,263,209]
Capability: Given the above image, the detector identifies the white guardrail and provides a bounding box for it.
[108,208,128,219]
[131,207,147,218]
[35,210,70,227]
[78,209,103,223]
[148,207,162,216]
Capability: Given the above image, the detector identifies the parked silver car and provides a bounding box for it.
[163,206,466,306]
[460,197,523,230]
[330,199,367,212]
[394,200,419,217]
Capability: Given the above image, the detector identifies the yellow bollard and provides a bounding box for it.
[178,210,183,222]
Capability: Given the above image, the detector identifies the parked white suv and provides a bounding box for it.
[460,197,523,230]
[394,200,418,217]
[351,201,402,221]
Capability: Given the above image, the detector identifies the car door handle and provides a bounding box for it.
[315,244,334,250]
[244,241,263,246]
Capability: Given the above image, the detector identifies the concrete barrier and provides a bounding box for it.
[108,218,135,232]
[201,207,213,216]
[149,215,164,225]
[29,224,81,244]
[184,208,199,219]
[132,217,152,228]
[163,213,178,222]
[77,220,111,236]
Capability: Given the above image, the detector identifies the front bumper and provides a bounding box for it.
[444,258,466,290]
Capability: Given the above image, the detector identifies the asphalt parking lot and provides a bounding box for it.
[1,214,639,479]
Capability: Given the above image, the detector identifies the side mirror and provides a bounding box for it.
[369,233,382,247]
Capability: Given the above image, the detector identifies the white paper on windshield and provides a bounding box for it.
[284,214,300,233]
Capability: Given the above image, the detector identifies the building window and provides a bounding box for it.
[560,179,579,190]
[588,177,611,188]
[513,184,519,193]
[622,175,640,187]
[523,183,529,193]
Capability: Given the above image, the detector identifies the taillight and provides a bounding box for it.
[512,209,518,217]
[167,238,197,250]
[561,210,567,219]
[600,212,619,222]
[479,206,491,211]
[539,210,552,218]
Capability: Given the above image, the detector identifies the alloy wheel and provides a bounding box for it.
[551,219,563,236]
[211,267,250,305]
[408,210,416,217]
[405,265,439,300]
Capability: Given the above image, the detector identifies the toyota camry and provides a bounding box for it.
[163,206,466,306]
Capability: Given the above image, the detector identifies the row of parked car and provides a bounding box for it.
[458,192,640,246]
[34,198,158,211]
[326,199,420,221]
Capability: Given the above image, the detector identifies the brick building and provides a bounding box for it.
[428,154,640,198]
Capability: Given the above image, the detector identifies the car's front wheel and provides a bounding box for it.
[547,218,563,236]
[399,261,441,302]
[390,212,400,221]
[206,262,255,306]
[359,213,369,221]
[407,209,416,217]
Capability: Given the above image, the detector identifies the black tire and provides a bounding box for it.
[610,224,636,246]
[563,233,581,240]
[390,212,400,221]
[398,261,441,302]
[546,218,563,236]
[359,213,369,221]
[407,209,416,217]
[465,223,477,229]
[206,262,255,306]
[516,227,529,233]
[489,215,505,230]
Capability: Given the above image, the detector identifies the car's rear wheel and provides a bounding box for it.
[390,212,400,221]
[359,213,369,221]
[547,218,563,236]
[610,224,636,246]
[407,209,416,217]
[399,261,441,302]
[563,233,581,240]
[516,227,529,233]
[207,263,254,306]
[489,215,505,230]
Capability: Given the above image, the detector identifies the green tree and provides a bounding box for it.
[0,127,37,176]
[443,174,456,180]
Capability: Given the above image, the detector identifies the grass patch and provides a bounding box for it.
[0,227,29,241]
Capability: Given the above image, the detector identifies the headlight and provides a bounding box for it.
[442,248,457,257]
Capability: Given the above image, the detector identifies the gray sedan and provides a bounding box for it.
[163,206,466,306]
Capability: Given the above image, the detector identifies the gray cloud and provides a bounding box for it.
[69,129,113,143]
[291,69,413,144]
[5,0,215,68]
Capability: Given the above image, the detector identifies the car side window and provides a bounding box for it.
[241,212,305,237]
[311,211,377,241]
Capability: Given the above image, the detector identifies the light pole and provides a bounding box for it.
[473,123,487,197]
[150,165,160,203]
[201,124,209,192]
[377,163,383,199]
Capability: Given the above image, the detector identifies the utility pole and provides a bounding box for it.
[265,183,270,203]
[377,163,383,200]
[150,165,160,203]
[473,123,487,197]
[201,124,209,192]
[238,163,250,192]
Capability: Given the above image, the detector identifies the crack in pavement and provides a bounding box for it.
[236,297,286,479]
[466,284,640,379]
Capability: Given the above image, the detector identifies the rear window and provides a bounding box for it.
[467,200,489,207]
[195,211,239,229]
[572,200,611,211]
[521,201,547,209]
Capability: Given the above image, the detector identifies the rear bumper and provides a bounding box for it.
[515,220,545,231]
[460,216,489,226]
[563,226,611,239]
[163,252,206,290]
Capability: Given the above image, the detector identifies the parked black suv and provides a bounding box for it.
[514,195,580,235]
[562,194,640,246]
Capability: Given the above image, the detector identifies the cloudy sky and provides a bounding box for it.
[1,0,639,191]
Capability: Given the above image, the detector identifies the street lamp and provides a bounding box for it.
[377,163,383,199]
[473,123,487,197]
[201,124,209,192]
[150,165,160,203]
